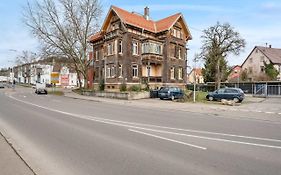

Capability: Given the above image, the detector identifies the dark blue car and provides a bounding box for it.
[158,87,184,100]
[206,88,245,102]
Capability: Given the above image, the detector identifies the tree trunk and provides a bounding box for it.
[216,58,221,89]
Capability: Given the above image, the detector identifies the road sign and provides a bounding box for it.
[51,72,59,84]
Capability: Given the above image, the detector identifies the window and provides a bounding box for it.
[118,64,122,77]
[106,66,115,78]
[260,66,265,73]
[106,67,110,78]
[111,66,115,77]
[172,28,182,39]
[174,45,177,58]
[178,48,182,59]
[147,66,151,76]
[132,65,138,77]
[132,41,139,55]
[170,67,175,79]
[95,50,99,61]
[118,40,123,54]
[178,67,183,79]
[141,42,162,55]
[107,42,113,55]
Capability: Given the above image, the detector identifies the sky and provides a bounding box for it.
[1,0,281,69]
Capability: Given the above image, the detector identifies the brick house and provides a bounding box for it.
[227,65,242,83]
[241,46,281,81]
[188,68,204,84]
[88,6,192,90]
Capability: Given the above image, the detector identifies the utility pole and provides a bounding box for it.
[193,54,199,103]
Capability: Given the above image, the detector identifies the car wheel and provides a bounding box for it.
[233,97,239,103]
[208,96,214,101]
[171,95,175,101]
[160,98,164,100]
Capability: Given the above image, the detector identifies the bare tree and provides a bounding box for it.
[14,50,37,65]
[199,22,246,89]
[23,0,102,88]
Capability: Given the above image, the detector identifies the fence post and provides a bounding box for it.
[265,82,268,97]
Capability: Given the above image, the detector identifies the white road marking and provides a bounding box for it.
[9,94,281,143]
[131,127,281,150]
[265,112,274,114]
[129,129,207,150]
[8,94,281,150]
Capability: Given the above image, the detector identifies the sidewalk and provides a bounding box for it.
[63,90,281,116]
[0,132,34,175]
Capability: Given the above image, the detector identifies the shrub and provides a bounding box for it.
[119,83,127,92]
[129,85,141,92]
[99,79,105,91]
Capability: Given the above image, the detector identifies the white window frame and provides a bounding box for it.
[118,64,123,77]
[132,65,138,77]
[170,67,175,80]
[178,67,183,80]
[178,48,182,59]
[147,66,151,77]
[132,41,139,55]
[118,40,123,54]
[95,50,99,61]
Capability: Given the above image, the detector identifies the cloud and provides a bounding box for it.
[261,2,281,11]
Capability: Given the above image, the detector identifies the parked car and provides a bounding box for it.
[158,87,184,100]
[0,83,4,88]
[206,88,245,102]
[35,82,48,94]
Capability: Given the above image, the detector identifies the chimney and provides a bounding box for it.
[144,7,149,20]
[269,44,272,48]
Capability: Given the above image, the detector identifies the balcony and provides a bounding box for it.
[142,55,163,65]
[104,29,122,40]
[142,76,162,83]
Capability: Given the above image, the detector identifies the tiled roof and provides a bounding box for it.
[89,6,188,42]
[155,13,181,33]
[88,32,103,42]
[112,6,157,32]
[257,46,281,64]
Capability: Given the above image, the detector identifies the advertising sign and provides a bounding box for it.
[51,72,59,84]
[61,75,69,86]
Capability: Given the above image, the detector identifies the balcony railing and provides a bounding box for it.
[142,76,162,83]
[104,29,122,40]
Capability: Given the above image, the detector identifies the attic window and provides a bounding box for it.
[172,28,182,39]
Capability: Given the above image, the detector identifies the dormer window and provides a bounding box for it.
[172,28,182,39]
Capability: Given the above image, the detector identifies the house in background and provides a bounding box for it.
[88,6,192,90]
[13,57,78,88]
[241,46,281,81]
[188,68,204,84]
[227,65,242,83]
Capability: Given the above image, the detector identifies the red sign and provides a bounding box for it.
[61,75,69,86]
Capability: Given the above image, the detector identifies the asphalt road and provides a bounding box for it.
[0,87,281,175]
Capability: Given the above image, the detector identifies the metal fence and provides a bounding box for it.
[186,81,281,97]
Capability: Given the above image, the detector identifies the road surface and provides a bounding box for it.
[0,87,281,175]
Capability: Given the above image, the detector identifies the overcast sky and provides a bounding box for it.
[1,0,281,69]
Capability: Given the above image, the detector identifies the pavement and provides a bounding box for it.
[1,88,281,175]
[63,89,281,116]
[0,132,34,175]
